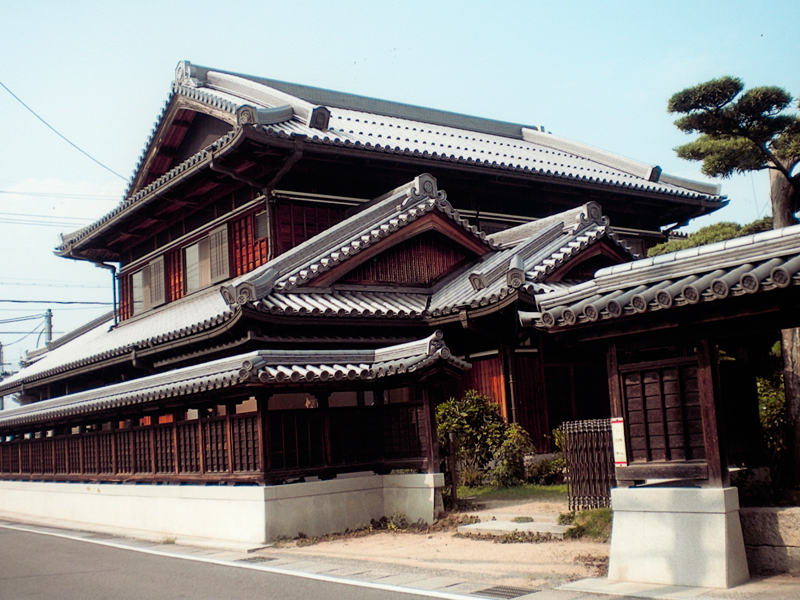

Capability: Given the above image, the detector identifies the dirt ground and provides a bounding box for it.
[258,499,610,590]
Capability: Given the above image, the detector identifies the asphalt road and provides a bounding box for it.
[0,527,441,600]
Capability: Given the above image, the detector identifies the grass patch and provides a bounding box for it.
[562,508,612,541]
[458,483,567,502]
[455,530,555,544]
[511,516,534,523]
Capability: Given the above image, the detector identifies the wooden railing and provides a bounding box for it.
[0,403,428,484]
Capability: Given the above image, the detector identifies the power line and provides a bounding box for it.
[0,80,129,182]
[0,190,119,201]
[3,323,44,346]
[0,211,91,224]
[0,281,108,289]
[0,300,111,305]
[0,315,44,325]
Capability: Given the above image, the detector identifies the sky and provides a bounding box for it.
[1,0,798,379]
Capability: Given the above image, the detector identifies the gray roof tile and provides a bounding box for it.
[535,224,800,329]
[0,331,468,428]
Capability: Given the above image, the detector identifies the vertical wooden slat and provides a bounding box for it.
[226,405,234,475]
[697,339,728,487]
[149,424,156,475]
[197,416,206,474]
[421,387,438,474]
[606,343,623,418]
[172,413,180,475]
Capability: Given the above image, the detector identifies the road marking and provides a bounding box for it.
[0,523,487,600]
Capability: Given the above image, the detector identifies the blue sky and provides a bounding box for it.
[1,0,798,373]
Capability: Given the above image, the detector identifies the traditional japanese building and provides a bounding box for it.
[0,61,730,545]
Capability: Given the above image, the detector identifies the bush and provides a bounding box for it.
[437,390,532,489]
[492,423,534,487]
[526,454,566,485]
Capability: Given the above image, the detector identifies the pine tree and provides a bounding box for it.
[668,76,799,227]
[669,77,800,484]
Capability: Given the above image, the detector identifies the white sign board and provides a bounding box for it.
[611,417,628,466]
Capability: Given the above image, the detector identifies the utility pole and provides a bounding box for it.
[44,309,52,345]
[0,342,4,411]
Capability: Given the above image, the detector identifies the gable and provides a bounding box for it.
[545,240,633,283]
[130,101,234,196]
[341,230,472,287]
[308,211,490,288]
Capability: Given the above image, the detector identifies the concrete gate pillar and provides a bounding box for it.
[608,487,749,588]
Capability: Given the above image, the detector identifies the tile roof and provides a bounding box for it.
[532,224,800,329]
[8,179,635,396]
[224,186,636,320]
[0,331,468,429]
[56,62,725,254]
[0,288,236,395]
[220,173,495,304]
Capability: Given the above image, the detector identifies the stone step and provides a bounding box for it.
[457,518,571,539]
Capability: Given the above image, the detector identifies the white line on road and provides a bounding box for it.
[0,523,489,600]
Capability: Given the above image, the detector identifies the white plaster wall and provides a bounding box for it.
[0,473,443,546]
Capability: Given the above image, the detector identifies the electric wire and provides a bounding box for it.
[0,80,128,182]
[0,300,111,305]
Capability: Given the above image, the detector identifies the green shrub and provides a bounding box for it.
[437,390,532,489]
[527,454,566,485]
[563,508,612,541]
[491,423,534,487]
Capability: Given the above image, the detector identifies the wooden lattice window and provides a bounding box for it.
[275,202,343,255]
[165,249,184,303]
[231,414,260,472]
[232,211,269,276]
[620,358,705,463]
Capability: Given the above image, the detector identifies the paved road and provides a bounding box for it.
[0,527,448,600]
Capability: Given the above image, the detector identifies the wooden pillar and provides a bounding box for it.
[318,392,332,469]
[502,346,519,424]
[78,426,85,475]
[226,403,234,475]
[257,395,268,475]
[606,343,623,418]
[421,386,439,474]
[149,420,157,475]
[172,412,180,475]
[109,427,115,475]
[697,338,729,488]
[198,411,206,475]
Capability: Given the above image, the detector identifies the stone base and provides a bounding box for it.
[0,472,443,547]
[608,487,749,588]
[740,506,800,574]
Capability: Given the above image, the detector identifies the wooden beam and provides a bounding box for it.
[616,461,708,481]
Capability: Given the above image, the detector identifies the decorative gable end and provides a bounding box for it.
[542,237,635,283]
[309,211,489,288]
[340,230,472,287]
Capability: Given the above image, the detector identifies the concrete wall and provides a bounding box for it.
[0,473,443,547]
[740,506,800,575]
[608,487,749,588]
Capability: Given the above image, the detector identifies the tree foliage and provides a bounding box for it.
[648,217,772,257]
[668,77,800,226]
[436,390,532,487]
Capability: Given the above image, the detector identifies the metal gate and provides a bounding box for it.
[562,418,615,511]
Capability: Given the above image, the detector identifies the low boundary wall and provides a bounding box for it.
[740,506,800,574]
[0,472,443,547]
